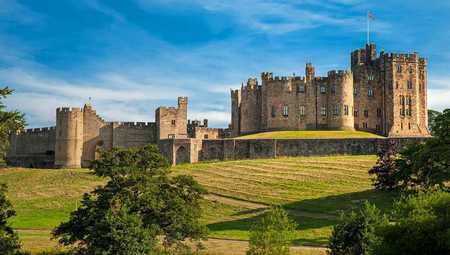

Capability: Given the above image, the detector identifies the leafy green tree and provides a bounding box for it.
[328,202,387,255]
[53,145,207,255]
[0,184,23,255]
[372,190,450,255]
[247,206,297,255]
[0,87,25,162]
[427,109,442,135]
[370,109,450,190]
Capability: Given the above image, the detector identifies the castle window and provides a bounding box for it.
[368,88,374,97]
[282,105,289,117]
[368,74,375,81]
[407,96,412,105]
[320,86,326,94]
[344,105,349,116]
[364,109,369,118]
[401,122,404,130]
[353,87,358,96]
[331,85,336,95]
[377,108,382,117]
[320,106,327,116]
[363,122,368,129]
[299,105,305,116]
[168,134,175,139]
[376,124,380,131]
[298,85,305,94]
[397,65,402,73]
[354,110,359,117]
[333,105,340,116]
[204,134,209,139]
[408,123,411,130]
[406,109,410,116]
[407,80,413,89]
[271,106,276,118]
[409,66,414,74]
[400,95,405,105]
[400,109,405,117]
[396,82,399,89]
[171,120,176,126]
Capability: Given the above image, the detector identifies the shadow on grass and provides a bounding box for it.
[207,189,400,246]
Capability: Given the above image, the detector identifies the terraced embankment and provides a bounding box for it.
[1,155,395,254]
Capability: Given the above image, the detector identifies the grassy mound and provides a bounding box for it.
[1,155,396,254]
[238,130,382,139]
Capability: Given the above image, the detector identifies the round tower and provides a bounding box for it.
[327,70,354,130]
[55,107,83,168]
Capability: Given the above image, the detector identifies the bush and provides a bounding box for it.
[328,202,387,255]
[0,184,23,255]
[53,145,207,255]
[370,109,450,190]
[372,190,450,255]
[247,206,297,255]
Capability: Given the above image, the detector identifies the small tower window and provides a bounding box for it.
[320,106,327,116]
[331,85,336,95]
[397,65,402,73]
[171,120,176,126]
[298,85,305,94]
[271,106,276,118]
[364,109,369,118]
[407,80,413,89]
[333,104,340,116]
[282,105,289,117]
[408,123,411,130]
[368,74,375,81]
[354,87,358,96]
[299,105,305,116]
[396,82,399,89]
[320,86,326,94]
[354,110,359,117]
[368,88,374,97]
[344,105,349,116]
[377,108,382,117]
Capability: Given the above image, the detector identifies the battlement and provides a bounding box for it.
[314,77,329,82]
[57,107,83,113]
[379,52,420,63]
[19,126,56,135]
[327,70,352,77]
[107,121,156,128]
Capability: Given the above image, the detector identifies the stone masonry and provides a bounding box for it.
[231,44,430,137]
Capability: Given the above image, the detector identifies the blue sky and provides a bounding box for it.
[1,0,449,128]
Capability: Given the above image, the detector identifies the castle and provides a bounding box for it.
[7,44,430,167]
[231,44,429,137]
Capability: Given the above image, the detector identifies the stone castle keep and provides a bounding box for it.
[231,44,429,137]
[7,44,430,167]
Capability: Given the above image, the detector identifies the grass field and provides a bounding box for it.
[238,130,382,139]
[0,155,396,254]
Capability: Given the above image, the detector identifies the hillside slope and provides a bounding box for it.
[0,155,395,254]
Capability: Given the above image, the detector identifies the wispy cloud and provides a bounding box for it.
[0,0,43,24]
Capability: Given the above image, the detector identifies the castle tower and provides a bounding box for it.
[327,71,355,130]
[55,107,84,168]
[230,89,241,137]
[306,63,315,81]
[156,97,189,140]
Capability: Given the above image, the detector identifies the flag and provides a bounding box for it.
[368,11,375,20]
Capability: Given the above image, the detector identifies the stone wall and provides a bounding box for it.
[160,137,427,165]
[7,127,56,168]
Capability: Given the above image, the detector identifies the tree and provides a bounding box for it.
[53,145,207,255]
[328,202,387,255]
[247,206,297,255]
[370,109,450,190]
[0,87,25,161]
[427,109,442,135]
[372,190,450,255]
[0,184,22,255]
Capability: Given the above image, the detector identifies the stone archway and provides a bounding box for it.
[176,146,189,165]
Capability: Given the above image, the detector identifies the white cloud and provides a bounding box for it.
[428,89,450,111]
[189,110,229,124]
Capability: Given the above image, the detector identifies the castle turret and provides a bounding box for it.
[306,63,315,81]
[55,107,84,168]
[327,70,354,130]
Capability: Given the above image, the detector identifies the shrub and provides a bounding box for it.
[328,202,387,255]
[247,206,297,255]
[0,184,23,255]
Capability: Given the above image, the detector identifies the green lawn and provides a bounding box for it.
[238,130,382,139]
[0,155,396,254]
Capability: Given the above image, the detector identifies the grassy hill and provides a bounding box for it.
[0,155,396,254]
[237,130,382,139]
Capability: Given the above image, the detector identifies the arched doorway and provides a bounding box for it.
[176,146,189,165]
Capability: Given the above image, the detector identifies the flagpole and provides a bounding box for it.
[367,11,370,45]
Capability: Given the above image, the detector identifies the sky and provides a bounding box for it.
[1,0,449,128]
